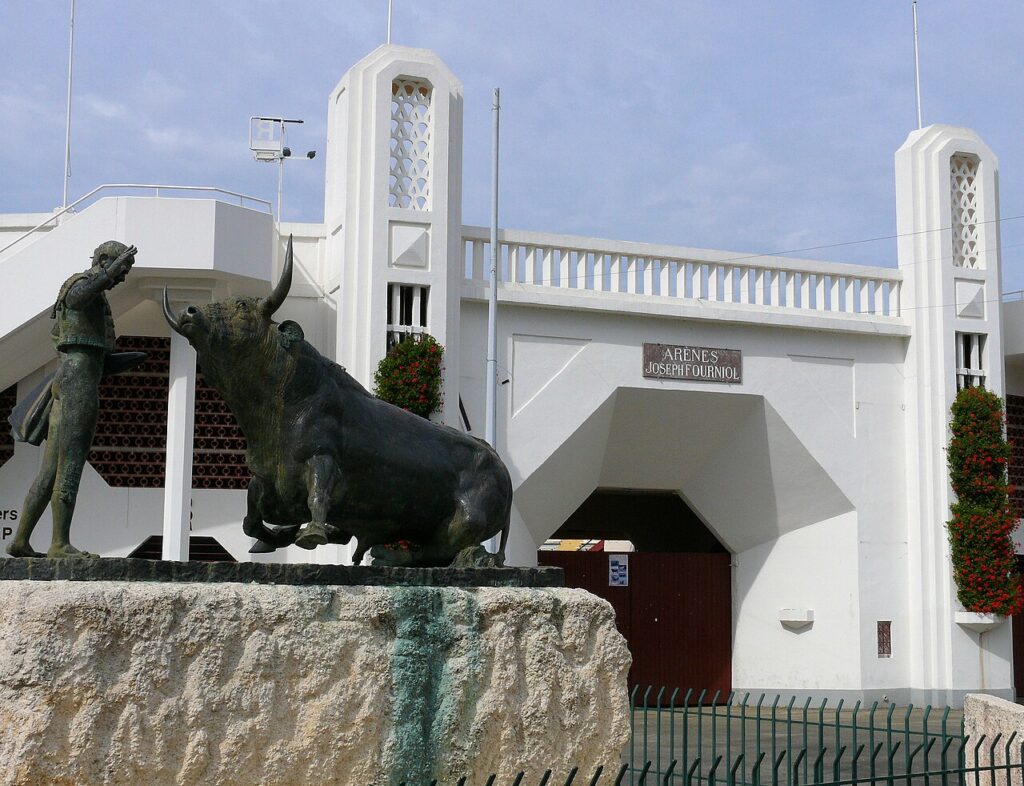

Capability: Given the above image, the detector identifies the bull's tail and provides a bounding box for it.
[495,508,511,567]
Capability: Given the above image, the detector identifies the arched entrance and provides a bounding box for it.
[539,489,731,692]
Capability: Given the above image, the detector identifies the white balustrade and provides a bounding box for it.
[461,226,902,320]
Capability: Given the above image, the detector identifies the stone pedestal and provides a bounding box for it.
[964,693,1024,786]
[0,571,630,785]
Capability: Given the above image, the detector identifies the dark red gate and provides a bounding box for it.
[538,550,732,694]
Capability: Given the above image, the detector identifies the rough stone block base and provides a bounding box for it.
[0,581,630,785]
[964,693,1024,786]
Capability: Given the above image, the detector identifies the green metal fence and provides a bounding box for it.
[387,687,1015,786]
[626,686,968,786]
[391,750,1024,786]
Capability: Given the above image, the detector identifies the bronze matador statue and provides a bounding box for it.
[6,241,139,558]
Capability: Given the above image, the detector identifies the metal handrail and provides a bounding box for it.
[0,183,272,256]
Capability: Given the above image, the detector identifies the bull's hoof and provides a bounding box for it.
[452,544,504,568]
[248,539,277,554]
[294,523,329,550]
[368,545,415,567]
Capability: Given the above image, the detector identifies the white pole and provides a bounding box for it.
[276,121,286,233]
[484,87,500,557]
[277,154,284,232]
[387,0,393,44]
[62,0,76,209]
[485,88,500,449]
[162,329,196,561]
[913,0,923,130]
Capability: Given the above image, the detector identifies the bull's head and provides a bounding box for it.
[162,235,299,371]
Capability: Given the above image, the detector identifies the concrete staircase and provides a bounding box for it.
[0,196,274,392]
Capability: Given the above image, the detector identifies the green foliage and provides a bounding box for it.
[946,386,1023,615]
[373,334,444,419]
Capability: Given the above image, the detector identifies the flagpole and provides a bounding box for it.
[913,0,923,130]
[485,87,500,450]
[484,87,500,557]
[62,0,76,209]
[387,0,393,44]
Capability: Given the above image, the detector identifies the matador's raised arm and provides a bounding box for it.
[63,245,137,309]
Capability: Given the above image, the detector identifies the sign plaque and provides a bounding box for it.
[609,554,629,587]
[642,343,742,384]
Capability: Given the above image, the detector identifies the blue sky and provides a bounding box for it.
[3,2,1023,287]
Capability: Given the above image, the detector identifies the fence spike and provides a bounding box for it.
[791,749,806,786]
[512,773,525,786]
[537,770,552,786]
[1004,733,1019,786]
[656,688,665,776]
[562,766,578,786]
[729,754,744,786]
[812,747,826,783]
[613,762,630,786]
[772,750,787,786]
[484,776,496,786]
[847,740,864,781]
[685,759,701,786]
[636,762,653,786]
[708,755,723,786]
[662,760,677,786]
[832,745,847,782]
[587,765,603,786]
[752,751,766,786]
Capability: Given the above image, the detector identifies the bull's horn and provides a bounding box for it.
[162,288,185,336]
[262,234,293,317]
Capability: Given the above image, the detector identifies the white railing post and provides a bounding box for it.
[706,264,718,301]
[829,276,841,313]
[752,268,765,305]
[785,271,797,308]
[556,249,568,287]
[815,275,827,311]
[472,240,485,280]
[620,256,633,294]
[722,266,735,303]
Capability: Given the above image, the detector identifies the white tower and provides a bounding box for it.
[323,45,464,425]
[897,125,1009,702]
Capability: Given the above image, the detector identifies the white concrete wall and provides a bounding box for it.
[458,291,910,695]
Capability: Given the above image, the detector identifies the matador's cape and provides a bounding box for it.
[8,352,148,446]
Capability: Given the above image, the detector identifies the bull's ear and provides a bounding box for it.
[278,320,304,350]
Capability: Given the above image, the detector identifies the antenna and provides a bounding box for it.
[62,0,76,209]
[913,0,923,129]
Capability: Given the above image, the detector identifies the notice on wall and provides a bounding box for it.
[608,554,629,587]
[642,343,742,384]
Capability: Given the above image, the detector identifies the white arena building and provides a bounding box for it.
[1,45,1023,705]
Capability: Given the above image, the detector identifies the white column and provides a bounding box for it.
[162,329,196,561]
[897,124,1007,702]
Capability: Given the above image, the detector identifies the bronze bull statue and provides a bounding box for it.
[162,238,511,567]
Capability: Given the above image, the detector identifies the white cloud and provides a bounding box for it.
[80,95,131,121]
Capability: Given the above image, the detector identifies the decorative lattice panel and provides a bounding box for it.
[389,79,432,210]
[951,154,982,269]
[1006,394,1024,516]
[193,368,249,489]
[0,385,16,469]
[90,336,171,487]
[88,336,249,489]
